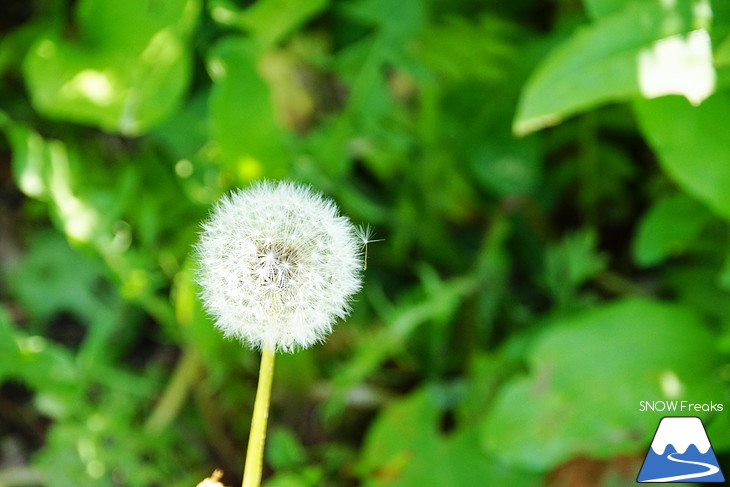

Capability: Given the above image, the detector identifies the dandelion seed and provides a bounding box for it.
[355,224,383,271]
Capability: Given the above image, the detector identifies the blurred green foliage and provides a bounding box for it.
[1,0,729,486]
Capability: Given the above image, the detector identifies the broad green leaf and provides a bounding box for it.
[633,92,730,220]
[482,377,581,472]
[264,472,317,487]
[633,192,714,266]
[663,266,730,338]
[514,0,713,136]
[209,0,329,47]
[150,91,209,160]
[482,299,723,471]
[716,32,730,65]
[358,389,441,478]
[376,428,542,487]
[76,0,199,51]
[207,37,289,178]
[5,121,53,200]
[266,428,308,471]
[345,0,427,45]
[6,123,102,242]
[23,0,200,135]
[583,0,634,20]
[359,389,541,487]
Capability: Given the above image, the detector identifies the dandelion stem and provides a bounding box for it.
[242,345,276,487]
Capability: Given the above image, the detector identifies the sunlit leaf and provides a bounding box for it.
[207,37,290,178]
[513,0,711,135]
[209,0,329,47]
[481,299,722,471]
[633,92,730,220]
[23,0,200,135]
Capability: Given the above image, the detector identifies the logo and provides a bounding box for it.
[637,416,725,483]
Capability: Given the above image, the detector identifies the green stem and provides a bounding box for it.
[242,346,276,487]
[0,466,46,486]
[145,348,202,433]
[579,112,599,225]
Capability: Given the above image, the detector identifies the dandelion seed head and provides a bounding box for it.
[195,181,363,353]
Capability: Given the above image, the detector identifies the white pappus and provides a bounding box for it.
[354,224,383,271]
[195,181,364,353]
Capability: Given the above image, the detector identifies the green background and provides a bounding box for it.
[0,0,729,485]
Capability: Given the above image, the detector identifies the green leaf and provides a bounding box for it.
[664,266,730,332]
[469,136,540,197]
[345,0,427,45]
[359,389,541,487]
[543,229,607,307]
[633,192,714,266]
[7,230,110,324]
[35,388,205,487]
[583,0,637,20]
[716,31,730,66]
[358,389,441,478]
[326,270,476,417]
[0,307,20,381]
[264,472,317,487]
[375,428,541,487]
[23,0,200,135]
[266,428,308,471]
[481,298,723,471]
[173,261,252,389]
[514,0,710,136]
[5,122,104,243]
[415,15,520,84]
[207,37,289,178]
[706,411,730,451]
[0,305,81,415]
[634,92,730,220]
[209,0,329,47]
[150,90,209,160]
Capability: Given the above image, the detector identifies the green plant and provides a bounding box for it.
[0,0,729,485]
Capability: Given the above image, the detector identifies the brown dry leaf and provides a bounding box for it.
[547,455,643,487]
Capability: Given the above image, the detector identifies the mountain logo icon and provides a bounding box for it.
[637,416,725,483]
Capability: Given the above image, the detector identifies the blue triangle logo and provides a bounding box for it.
[637,416,725,483]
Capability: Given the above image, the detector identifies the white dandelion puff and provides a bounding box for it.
[195,181,363,353]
